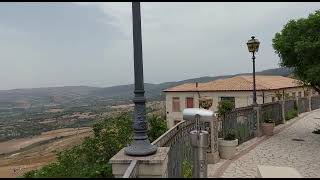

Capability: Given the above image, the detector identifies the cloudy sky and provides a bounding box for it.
[0,2,319,90]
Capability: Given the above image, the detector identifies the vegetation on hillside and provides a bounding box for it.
[272,10,320,93]
[23,112,167,178]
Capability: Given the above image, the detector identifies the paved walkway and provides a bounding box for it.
[208,109,320,178]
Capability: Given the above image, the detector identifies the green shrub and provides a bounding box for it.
[182,160,192,178]
[285,109,298,121]
[224,129,236,140]
[147,114,168,142]
[217,101,234,117]
[234,124,249,142]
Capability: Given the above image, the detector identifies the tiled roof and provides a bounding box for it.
[163,75,302,92]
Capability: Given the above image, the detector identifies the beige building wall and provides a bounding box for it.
[165,87,308,128]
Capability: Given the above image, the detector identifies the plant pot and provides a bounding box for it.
[218,138,238,160]
[262,122,275,136]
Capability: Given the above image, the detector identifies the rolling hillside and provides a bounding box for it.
[0,67,293,108]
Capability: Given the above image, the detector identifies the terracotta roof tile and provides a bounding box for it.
[163,75,302,92]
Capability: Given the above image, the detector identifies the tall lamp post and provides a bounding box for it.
[124,2,157,156]
[246,36,260,106]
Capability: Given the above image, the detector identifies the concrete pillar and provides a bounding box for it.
[109,147,170,178]
[281,100,286,124]
[205,115,220,164]
[254,105,263,137]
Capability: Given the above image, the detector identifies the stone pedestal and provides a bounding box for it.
[209,115,220,164]
[207,151,220,164]
[109,147,170,178]
[203,114,220,164]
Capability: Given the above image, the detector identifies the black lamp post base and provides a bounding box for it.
[125,140,157,156]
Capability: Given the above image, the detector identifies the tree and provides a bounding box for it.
[272,10,320,92]
[147,114,168,142]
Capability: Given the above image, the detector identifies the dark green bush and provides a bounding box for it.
[147,114,168,142]
[224,129,236,141]
[285,109,298,121]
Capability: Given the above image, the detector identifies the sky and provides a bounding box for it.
[0,2,319,90]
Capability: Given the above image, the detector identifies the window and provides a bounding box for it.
[272,97,275,102]
[298,92,302,98]
[172,97,180,112]
[292,92,296,98]
[220,97,235,108]
[186,97,194,108]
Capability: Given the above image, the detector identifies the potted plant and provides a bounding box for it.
[199,96,213,110]
[218,129,238,160]
[261,112,275,136]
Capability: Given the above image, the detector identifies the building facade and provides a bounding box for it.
[163,75,316,128]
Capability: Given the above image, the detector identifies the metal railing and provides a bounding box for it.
[284,99,296,115]
[152,118,197,178]
[261,102,282,125]
[311,95,320,110]
[298,97,309,113]
[220,106,257,144]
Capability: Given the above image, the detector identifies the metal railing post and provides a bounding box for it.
[190,127,208,178]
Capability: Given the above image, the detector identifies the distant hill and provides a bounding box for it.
[0,67,293,108]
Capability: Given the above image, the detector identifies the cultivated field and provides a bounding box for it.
[0,127,93,178]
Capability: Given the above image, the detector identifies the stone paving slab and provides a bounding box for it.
[208,110,320,178]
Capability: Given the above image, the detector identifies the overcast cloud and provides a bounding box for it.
[0,2,319,90]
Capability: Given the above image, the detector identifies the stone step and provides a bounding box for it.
[257,165,303,178]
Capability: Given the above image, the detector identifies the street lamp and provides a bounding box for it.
[124,2,157,156]
[246,36,260,106]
